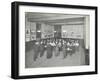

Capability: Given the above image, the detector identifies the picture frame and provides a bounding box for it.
[11,1,98,79]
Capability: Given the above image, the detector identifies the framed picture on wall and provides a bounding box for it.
[11,1,98,79]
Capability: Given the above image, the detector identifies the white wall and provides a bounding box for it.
[0,0,99,81]
[62,24,84,39]
[25,21,36,41]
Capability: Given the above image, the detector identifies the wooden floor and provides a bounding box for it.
[25,45,87,68]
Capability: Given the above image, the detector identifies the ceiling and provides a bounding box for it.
[25,12,86,25]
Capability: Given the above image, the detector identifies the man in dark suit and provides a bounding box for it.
[40,40,46,57]
[46,42,53,59]
[33,41,40,61]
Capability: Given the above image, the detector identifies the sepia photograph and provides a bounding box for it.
[25,12,90,68]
